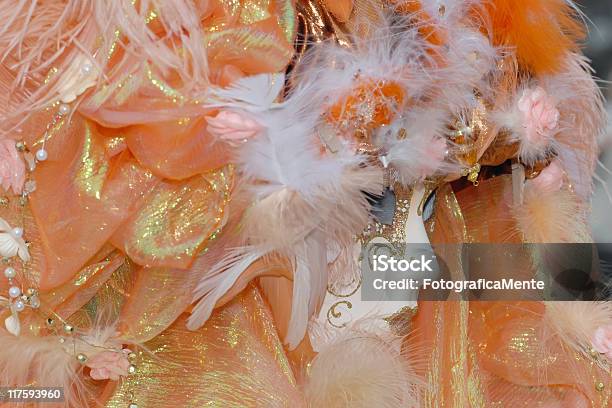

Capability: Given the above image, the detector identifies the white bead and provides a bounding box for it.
[36,149,48,161]
[8,286,21,298]
[13,300,25,312]
[11,227,23,238]
[30,296,40,309]
[4,267,16,279]
[58,104,71,116]
[81,63,93,75]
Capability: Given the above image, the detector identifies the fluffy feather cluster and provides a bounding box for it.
[0,314,132,407]
[187,1,606,350]
[188,8,500,346]
[543,302,612,369]
[304,332,421,408]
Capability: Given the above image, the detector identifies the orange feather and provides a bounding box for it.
[483,0,585,75]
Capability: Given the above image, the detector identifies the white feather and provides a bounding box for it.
[187,247,268,331]
[304,329,421,408]
[206,73,285,111]
[188,11,500,350]
[285,230,327,349]
[543,53,606,200]
[543,301,612,370]
[376,109,459,185]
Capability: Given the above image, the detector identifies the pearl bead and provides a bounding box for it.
[8,286,21,298]
[13,299,25,312]
[63,324,74,333]
[81,63,93,75]
[36,149,48,161]
[30,296,40,309]
[11,227,23,238]
[58,104,71,116]
[76,353,88,363]
[4,267,16,279]
[128,364,137,374]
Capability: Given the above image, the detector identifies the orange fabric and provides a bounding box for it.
[25,0,296,290]
[409,177,610,407]
[28,118,158,290]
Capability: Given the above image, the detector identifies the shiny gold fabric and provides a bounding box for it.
[104,286,304,408]
[28,117,158,290]
[411,177,612,407]
[111,166,232,269]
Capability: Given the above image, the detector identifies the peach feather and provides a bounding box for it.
[512,185,590,243]
[0,330,87,407]
[483,0,585,74]
[543,302,612,368]
[304,333,421,408]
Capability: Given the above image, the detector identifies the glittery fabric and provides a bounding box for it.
[46,251,125,321]
[111,166,232,269]
[27,117,158,290]
[80,0,296,181]
[411,176,611,407]
[104,286,304,408]
[117,264,204,343]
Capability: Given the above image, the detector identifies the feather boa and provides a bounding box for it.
[495,53,605,195]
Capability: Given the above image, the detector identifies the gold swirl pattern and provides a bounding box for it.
[326,300,353,329]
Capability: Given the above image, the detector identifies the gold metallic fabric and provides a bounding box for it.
[105,286,304,408]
